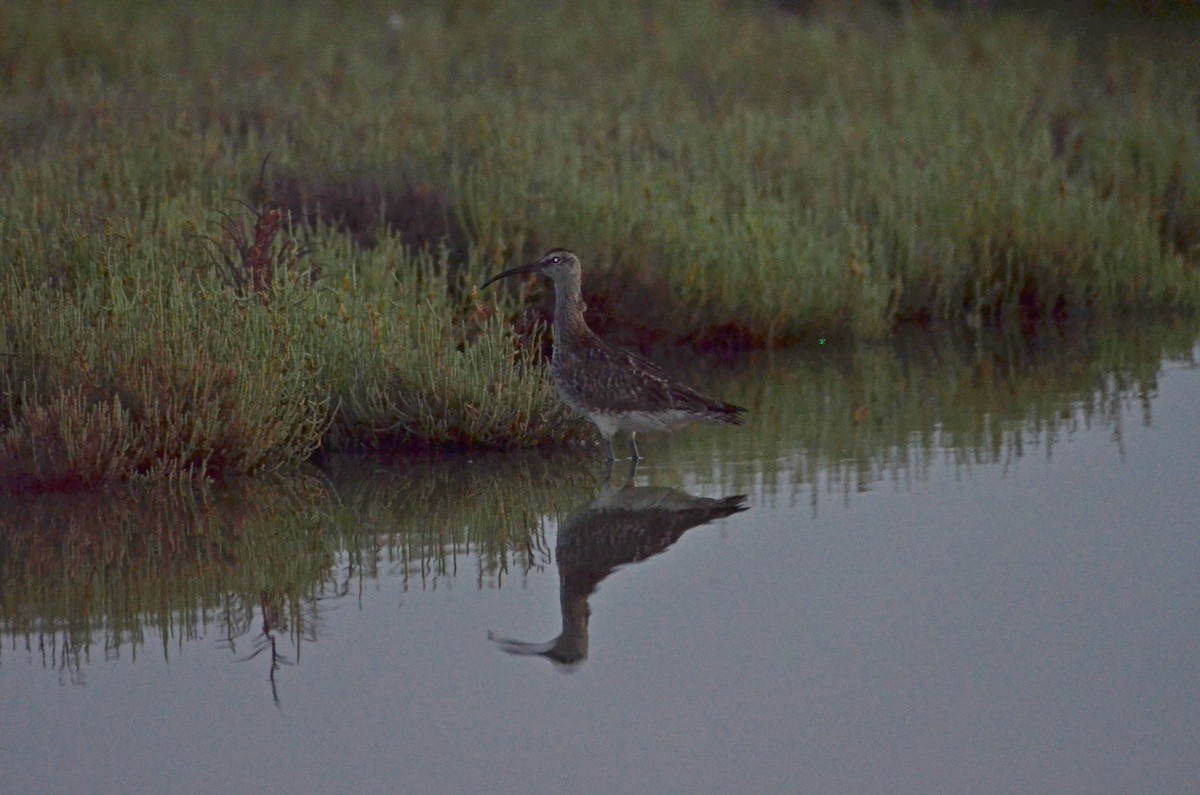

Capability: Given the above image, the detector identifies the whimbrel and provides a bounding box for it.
[481,249,747,461]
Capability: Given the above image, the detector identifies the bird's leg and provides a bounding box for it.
[620,458,638,489]
[628,432,640,462]
[604,433,617,463]
[600,457,617,492]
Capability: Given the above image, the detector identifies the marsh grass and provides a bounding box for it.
[1,0,1197,486]
[0,233,331,488]
[0,223,585,488]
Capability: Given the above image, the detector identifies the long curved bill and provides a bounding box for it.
[480,261,540,289]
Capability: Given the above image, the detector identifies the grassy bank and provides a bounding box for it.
[0,224,583,487]
[1,1,1198,486]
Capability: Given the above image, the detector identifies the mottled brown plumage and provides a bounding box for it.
[482,249,746,460]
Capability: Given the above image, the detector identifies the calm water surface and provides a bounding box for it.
[2,326,1198,794]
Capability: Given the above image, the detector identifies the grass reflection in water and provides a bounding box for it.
[2,319,1195,685]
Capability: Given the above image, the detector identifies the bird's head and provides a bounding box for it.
[481,248,581,288]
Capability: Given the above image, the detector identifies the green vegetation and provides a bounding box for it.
[1,1,1197,486]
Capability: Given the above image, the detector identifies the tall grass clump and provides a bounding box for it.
[273,233,584,450]
[0,222,329,488]
[0,212,583,489]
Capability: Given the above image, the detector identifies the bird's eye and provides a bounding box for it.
[550,256,561,264]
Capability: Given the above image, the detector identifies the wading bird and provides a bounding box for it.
[481,249,746,461]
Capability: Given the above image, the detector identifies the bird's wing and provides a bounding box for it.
[576,337,740,415]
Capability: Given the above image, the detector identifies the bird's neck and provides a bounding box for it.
[553,275,590,337]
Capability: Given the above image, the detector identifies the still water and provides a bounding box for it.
[2,324,1198,794]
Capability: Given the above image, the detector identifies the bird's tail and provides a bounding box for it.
[714,402,747,425]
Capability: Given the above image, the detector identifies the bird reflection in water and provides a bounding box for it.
[489,464,748,671]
